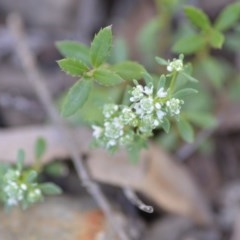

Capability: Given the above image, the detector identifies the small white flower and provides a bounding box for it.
[155,102,161,110]
[136,97,154,116]
[153,119,159,127]
[143,85,153,95]
[103,104,118,118]
[157,87,167,98]
[120,107,136,125]
[34,189,41,196]
[104,118,124,139]
[166,98,184,116]
[106,139,117,148]
[130,85,144,102]
[92,125,103,139]
[156,110,166,120]
[21,184,27,191]
[7,198,18,206]
[167,58,183,72]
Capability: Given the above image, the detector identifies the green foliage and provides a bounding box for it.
[185,112,217,128]
[93,68,123,86]
[61,79,92,117]
[0,143,61,209]
[112,61,145,80]
[40,183,62,195]
[56,41,90,64]
[155,56,168,65]
[16,149,25,172]
[58,58,89,77]
[35,137,47,161]
[173,88,198,99]
[184,6,211,30]
[57,26,147,117]
[215,2,240,31]
[90,26,113,67]
[177,118,194,142]
[56,2,240,161]
[173,34,205,54]
[209,29,225,48]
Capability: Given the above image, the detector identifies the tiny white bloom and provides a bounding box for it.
[106,139,117,148]
[153,119,159,127]
[166,98,183,116]
[155,102,161,109]
[167,58,183,72]
[34,189,41,195]
[143,85,153,95]
[130,85,144,102]
[157,110,166,120]
[157,87,167,98]
[92,125,103,139]
[21,184,27,191]
[7,198,18,206]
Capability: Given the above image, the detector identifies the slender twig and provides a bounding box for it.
[7,13,129,240]
[123,187,153,213]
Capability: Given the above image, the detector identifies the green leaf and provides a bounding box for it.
[177,118,194,143]
[112,61,145,80]
[90,26,113,67]
[110,38,128,63]
[143,72,153,85]
[127,138,147,164]
[26,170,38,183]
[185,112,217,128]
[215,2,240,31]
[40,183,62,195]
[35,137,47,161]
[161,118,170,133]
[173,88,198,99]
[17,149,25,171]
[57,58,89,77]
[93,68,123,86]
[180,72,198,83]
[157,75,166,89]
[56,41,90,64]
[173,35,206,54]
[184,6,211,30]
[198,57,226,88]
[209,29,225,48]
[61,79,92,117]
[225,33,240,51]
[155,56,168,65]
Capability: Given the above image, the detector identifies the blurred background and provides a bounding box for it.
[0,0,240,240]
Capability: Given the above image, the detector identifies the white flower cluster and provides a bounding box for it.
[3,169,42,207]
[92,82,184,150]
[167,57,183,72]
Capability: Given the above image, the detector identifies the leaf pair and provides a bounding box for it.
[173,3,240,54]
[57,26,146,117]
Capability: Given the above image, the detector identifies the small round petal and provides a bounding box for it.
[157,110,166,120]
[144,85,153,95]
[92,125,103,139]
[157,88,167,98]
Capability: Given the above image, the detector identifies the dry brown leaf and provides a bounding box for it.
[0,125,213,225]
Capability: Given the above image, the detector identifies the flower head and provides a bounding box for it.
[167,58,183,72]
[166,98,184,116]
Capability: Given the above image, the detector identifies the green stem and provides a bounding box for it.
[169,71,178,96]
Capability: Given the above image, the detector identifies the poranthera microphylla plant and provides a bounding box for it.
[0,139,61,209]
[0,2,239,215]
[57,26,198,161]
[92,57,185,151]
